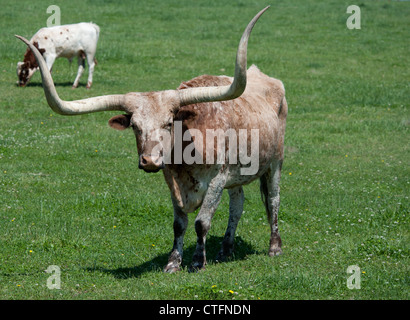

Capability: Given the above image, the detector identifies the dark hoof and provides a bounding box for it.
[269,247,283,257]
[163,264,181,274]
[189,262,206,273]
[215,250,232,263]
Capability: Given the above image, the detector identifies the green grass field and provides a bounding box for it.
[0,0,408,300]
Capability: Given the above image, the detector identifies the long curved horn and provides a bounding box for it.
[15,35,125,115]
[178,6,270,106]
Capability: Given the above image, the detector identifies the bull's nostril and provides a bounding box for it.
[141,157,148,165]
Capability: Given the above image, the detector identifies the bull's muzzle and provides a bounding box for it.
[138,154,165,173]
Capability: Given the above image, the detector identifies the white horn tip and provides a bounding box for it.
[15,35,30,46]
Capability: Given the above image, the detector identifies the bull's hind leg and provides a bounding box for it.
[216,186,244,262]
[260,160,283,256]
[164,198,188,273]
[86,53,96,89]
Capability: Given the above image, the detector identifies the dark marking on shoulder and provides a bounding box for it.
[23,41,46,69]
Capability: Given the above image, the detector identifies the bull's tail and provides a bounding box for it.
[90,23,99,66]
[90,23,100,38]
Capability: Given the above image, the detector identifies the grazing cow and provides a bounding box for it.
[16,6,287,272]
[17,22,100,89]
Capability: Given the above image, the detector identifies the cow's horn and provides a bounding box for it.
[178,6,270,106]
[15,35,125,115]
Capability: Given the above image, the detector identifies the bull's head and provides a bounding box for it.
[16,42,44,87]
[15,7,269,172]
[16,61,38,87]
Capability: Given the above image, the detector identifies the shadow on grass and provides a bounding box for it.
[17,81,85,88]
[89,235,260,279]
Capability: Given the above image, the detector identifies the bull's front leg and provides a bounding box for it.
[72,56,85,89]
[190,175,226,272]
[164,198,188,273]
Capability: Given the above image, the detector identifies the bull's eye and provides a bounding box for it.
[131,124,142,134]
[166,122,172,129]
[160,122,172,130]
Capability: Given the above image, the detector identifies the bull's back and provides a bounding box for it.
[32,23,99,58]
[177,65,285,128]
[176,65,287,185]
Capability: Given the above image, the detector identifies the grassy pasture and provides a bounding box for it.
[0,0,408,300]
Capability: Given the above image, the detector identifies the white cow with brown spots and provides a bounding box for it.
[16,7,287,272]
[17,22,99,89]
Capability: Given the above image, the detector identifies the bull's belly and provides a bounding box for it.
[58,49,83,59]
[163,151,277,213]
[224,160,272,189]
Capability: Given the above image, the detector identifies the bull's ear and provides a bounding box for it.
[108,114,131,130]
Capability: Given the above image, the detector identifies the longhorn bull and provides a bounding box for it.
[17,22,99,89]
[16,6,287,272]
